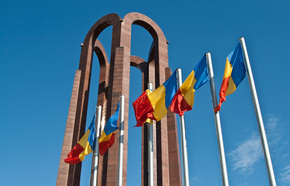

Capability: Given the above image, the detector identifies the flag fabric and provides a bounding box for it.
[170,55,209,116]
[64,115,96,164]
[99,102,120,155]
[214,42,246,112]
[132,71,178,127]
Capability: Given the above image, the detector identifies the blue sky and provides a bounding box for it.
[1,1,290,186]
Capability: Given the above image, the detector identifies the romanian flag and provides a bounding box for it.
[214,42,246,112]
[99,102,120,155]
[170,55,209,116]
[64,115,96,164]
[133,71,178,127]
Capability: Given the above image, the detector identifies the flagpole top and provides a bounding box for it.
[239,37,245,42]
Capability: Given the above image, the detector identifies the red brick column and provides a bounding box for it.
[101,46,130,186]
[56,70,81,186]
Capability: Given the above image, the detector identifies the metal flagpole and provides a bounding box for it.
[176,68,190,186]
[92,105,102,186]
[147,83,154,186]
[118,95,125,186]
[239,37,277,186]
[206,53,229,186]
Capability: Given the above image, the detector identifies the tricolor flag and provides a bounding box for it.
[214,42,246,112]
[132,71,178,127]
[99,102,120,155]
[170,55,209,116]
[64,115,96,164]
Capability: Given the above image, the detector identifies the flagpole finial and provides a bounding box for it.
[239,37,245,42]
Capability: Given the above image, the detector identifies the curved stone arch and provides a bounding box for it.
[56,13,122,186]
[76,12,121,144]
[121,12,172,186]
[93,39,109,96]
[94,39,109,67]
[56,12,182,186]
[77,12,121,126]
[121,12,169,87]
[123,12,167,44]
[130,55,148,92]
[80,13,121,69]
[130,55,146,71]
[93,39,109,118]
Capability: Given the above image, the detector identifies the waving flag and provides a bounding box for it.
[64,115,96,164]
[133,71,178,127]
[214,42,246,112]
[99,102,120,155]
[170,55,209,116]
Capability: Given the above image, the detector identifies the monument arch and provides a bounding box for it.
[56,12,182,186]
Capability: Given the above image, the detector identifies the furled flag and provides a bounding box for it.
[170,55,209,116]
[132,71,178,127]
[64,115,96,164]
[99,102,120,155]
[214,42,246,112]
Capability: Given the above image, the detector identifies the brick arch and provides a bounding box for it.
[123,12,167,43]
[93,39,109,104]
[56,12,182,186]
[130,56,148,92]
[83,13,121,46]
[56,13,122,186]
[120,12,174,186]
[94,39,109,67]
[130,55,146,71]
[121,12,169,88]
[76,12,122,148]
[93,39,109,128]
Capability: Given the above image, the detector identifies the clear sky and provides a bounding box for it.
[1,1,290,186]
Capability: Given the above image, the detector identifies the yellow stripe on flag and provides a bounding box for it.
[78,129,91,148]
[78,142,93,161]
[226,77,237,96]
[223,58,233,79]
[223,58,236,96]
[148,85,167,121]
[182,71,196,107]
[99,130,114,143]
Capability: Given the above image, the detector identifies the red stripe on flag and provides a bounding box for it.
[99,133,115,156]
[133,91,155,127]
[214,77,230,112]
[170,89,192,116]
[64,143,84,164]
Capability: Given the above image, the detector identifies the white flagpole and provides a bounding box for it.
[239,37,277,186]
[147,82,154,186]
[176,68,190,186]
[118,95,125,186]
[206,53,229,186]
[92,105,102,186]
